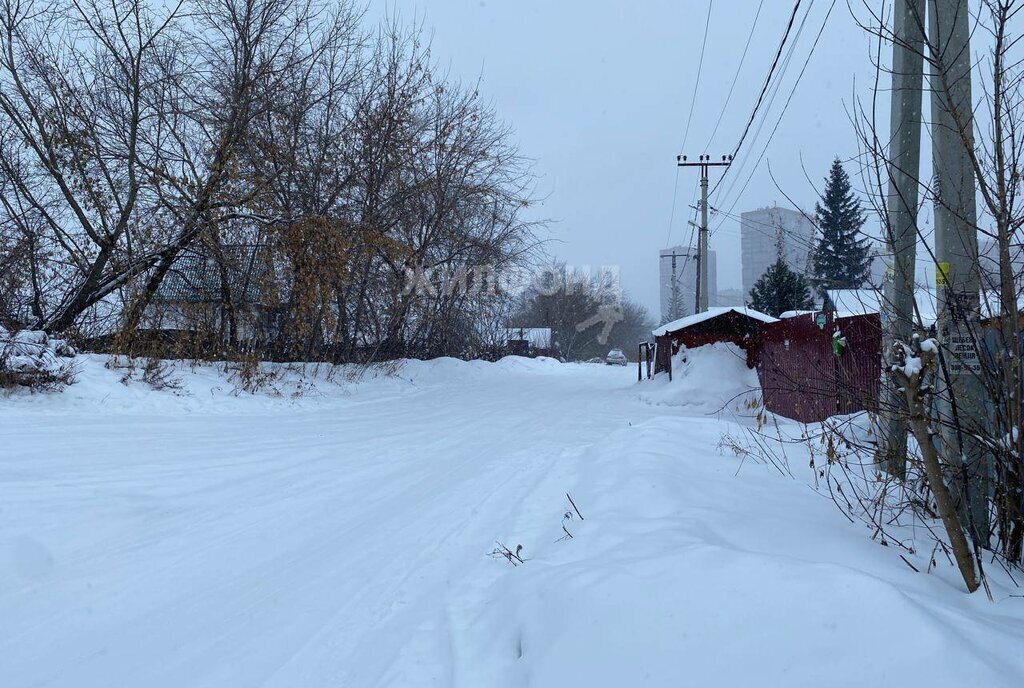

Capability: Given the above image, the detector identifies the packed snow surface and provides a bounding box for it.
[2,350,1023,687]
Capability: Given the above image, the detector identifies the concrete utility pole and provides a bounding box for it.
[700,173,710,311]
[660,250,690,319]
[686,220,703,313]
[677,154,732,312]
[928,0,988,541]
[877,0,926,479]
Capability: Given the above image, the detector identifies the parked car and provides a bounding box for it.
[605,348,628,366]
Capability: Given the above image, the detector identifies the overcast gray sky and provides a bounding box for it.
[366,1,882,315]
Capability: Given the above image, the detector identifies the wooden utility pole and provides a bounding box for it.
[677,154,732,312]
[877,0,926,479]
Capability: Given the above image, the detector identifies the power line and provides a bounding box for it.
[710,206,820,255]
[711,0,837,237]
[714,1,814,205]
[713,0,813,202]
[667,0,713,248]
[703,0,766,151]
[711,0,803,193]
[712,0,815,210]
[664,166,682,246]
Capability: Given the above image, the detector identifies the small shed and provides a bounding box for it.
[652,307,777,376]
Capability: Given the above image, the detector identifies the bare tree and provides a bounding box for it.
[0,0,183,331]
[0,0,542,367]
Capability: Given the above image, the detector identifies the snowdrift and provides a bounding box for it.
[638,342,761,417]
[441,415,1024,688]
[0,352,571,414]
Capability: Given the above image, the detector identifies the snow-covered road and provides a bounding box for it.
[1,358,668,686]
[3,353,1024,687]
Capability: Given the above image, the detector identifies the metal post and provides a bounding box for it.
[929,0,988,540]
[877,0,926,479]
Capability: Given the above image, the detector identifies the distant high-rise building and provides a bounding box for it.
[978,237,1024,291]
[867,245,890,288]
[658,246,717,323]
[740,206,814,298]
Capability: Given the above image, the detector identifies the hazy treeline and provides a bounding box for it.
[510,263,652,362]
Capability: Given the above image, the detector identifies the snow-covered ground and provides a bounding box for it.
[2,351,1023,687]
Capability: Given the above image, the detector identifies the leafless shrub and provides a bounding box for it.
[109,354,183,392]
[140,358,184,392]
[226,356,282,396]
[0,356,76,392]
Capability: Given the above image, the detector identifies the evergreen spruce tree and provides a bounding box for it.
[748,259,814,317]
[811,158,872,295]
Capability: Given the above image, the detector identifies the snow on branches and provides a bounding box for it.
[0,328,77,391]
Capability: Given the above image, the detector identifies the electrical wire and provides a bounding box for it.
[711,0,804,194]
[664,166,682,246]
[713,0,816,207]
[666,0,714,249]
[711,0,837,238]
[710,206,820,255]
[704,0,766,151]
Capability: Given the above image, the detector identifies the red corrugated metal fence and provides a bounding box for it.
[757,312,880,423]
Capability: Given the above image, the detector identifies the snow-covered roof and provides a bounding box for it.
[826,289,939,326]
[505,327,552,348]
[652,307,777,337]
[826,287,1024,326]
